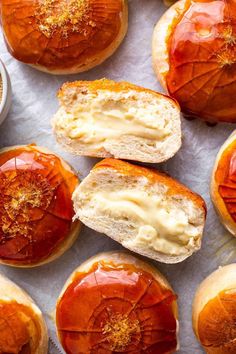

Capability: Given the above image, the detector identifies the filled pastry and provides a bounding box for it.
[211,131,236,236]
[73,158,206,264]
[0,144,80,267]
[192,264,236,353]
[152,0,236,123]
[0,0,128,74]
[0,273,48,353]
[56,251,179,354]
[52,79,182,163]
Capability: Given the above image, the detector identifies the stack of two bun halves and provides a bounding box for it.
[52,79,207,264]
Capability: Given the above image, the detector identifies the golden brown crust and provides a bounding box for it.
[58,78,180,109]
[192,264,236,354]
[0,273,48,354]
[94,158,207,214]
[1,0,128,74]
[0,144,81,268]
[153,0,236,123]
[56,251,179,354]
[211,131,236,236]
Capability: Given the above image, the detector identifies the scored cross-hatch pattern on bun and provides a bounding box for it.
[56,251,179,354]
[0,0,128,74]
[152,0,236,123]
[0,144,81,267]
[192,264,236,353]
[0,273,48,354]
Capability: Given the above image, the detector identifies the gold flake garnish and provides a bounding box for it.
[102,314,140,351]
[219,25,236,46]
[0,171,54,239]
[217,49,236,68]
[36,0,91,38]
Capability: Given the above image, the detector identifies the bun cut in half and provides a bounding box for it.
[73,158,206,264]
[56,251,179,354]
[52,79,181,163]
[211,131,236,236]
[0,273,48,353]
[0,144,81,267]
[152,0,236,123]
[192,264,236,353]
[0,0,128,74]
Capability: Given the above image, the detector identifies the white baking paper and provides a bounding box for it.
[0,1,236,353]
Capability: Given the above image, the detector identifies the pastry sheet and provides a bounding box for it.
[0,0,235,352]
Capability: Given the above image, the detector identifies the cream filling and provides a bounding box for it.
[92,189,200,256]
[54,91,172,148]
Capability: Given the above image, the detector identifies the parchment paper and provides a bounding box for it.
[0,1,236,353]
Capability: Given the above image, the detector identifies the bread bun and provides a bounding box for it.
[192,264,236,353]
[0,273,48,353]
[0,144,81,267]
[152,0,236,123]
[73,158,206,264]
[0,0,128,74]
[211,130,236,236]
[52,79,182,163]
[56,251,179,353]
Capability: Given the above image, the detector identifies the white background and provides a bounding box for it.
[1,0,236,353]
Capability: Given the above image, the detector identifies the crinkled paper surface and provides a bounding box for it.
[0,1,236,353]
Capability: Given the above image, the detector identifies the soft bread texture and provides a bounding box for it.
[1,0,128,74]
[192,264,236,352]
[211,131,236,236]
[0,273,48,353]
[52,79,181,163]
[0,145,81,268]
[73,159,206,264]
[152,0,186,90]
[56,251,179,350]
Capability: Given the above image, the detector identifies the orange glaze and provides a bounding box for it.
[0,0,125,72]
[197,290,236,353]
[56,261,178,354]
[0,145,78,265]
[215,139,236,222]
[167,0,236,123]
[0,300,41,353]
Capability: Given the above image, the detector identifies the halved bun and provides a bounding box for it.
[192,264,236,353]
[0,273,48,353]
[211,131,236,236]
[56,251,179,353]
[0,144,81,267]
[52,79,181,163]
[73,158,206,264]
[152,0,236,123]
[0,0,128,74]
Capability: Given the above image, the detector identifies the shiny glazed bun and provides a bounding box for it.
[211,131,236,236]
[153,0,236,123]
[0,273,48,353]
[0,0,128,74]
[192,264,236,353]
[56,252,179,354]
[0,144,80,267]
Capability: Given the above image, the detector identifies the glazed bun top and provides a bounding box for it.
[0,0,128,74]
[0,273,48,354]
[56,252,178,354]
[154,0,236,123]
[0,145,79,267]
[192,264,236,353]
[211,131,236,235]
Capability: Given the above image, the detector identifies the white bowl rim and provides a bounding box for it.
[0,59,9,114]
